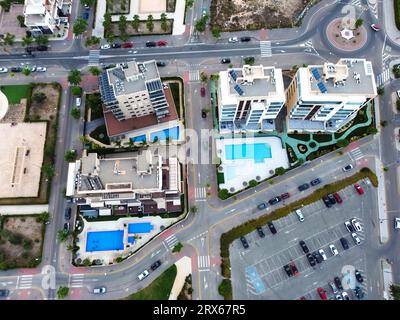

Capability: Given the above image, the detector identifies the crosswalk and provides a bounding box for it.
[197,255,210,271]
[17,275,33,289]
[260,40,272,58]
[376,68,391,87]
[382,52,392,65]
[73,34,83,39]
[195,187,207,201]
[189,70,200,82]
[88,49,100,66]
[349,147,363,161]
[350,0,363,8]
[164,234,179,250]
[304,40,313,48]
[69,274,84,288]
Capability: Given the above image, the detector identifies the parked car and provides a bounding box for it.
[76,97,82,107]
[111,43,121,48]
[268,196,281,205]
[397,90,400,100]
[312,251,323,264]
[82,11,89,20]
[137,269,149,280]
[267,222,277,234]
[156,61,166,67]
[370,23,380,32]
[344,220,355,233]
[36,66,46,72]
[64,207,71,220]
[0,289,10,297]
[355,269,363,283]
[329,244,339,256]
[298,183,310,191]
[157,40,167,46]
[343,164,353,172]
[257,203,267,210]
[327,194,336,205]
[240,36,251,42]
[310,178,321,186]
[146,41,157,47]
[101,44,111,49]
[122,42,133,48]
[221,58,231,64]
[317,287,327,300]
[37,45,48,51]
[240,236,249,249]
[284,264,293,277]
[228,37,238,43]
[0,67,8,73]
[354,286,364,300]
[395,217,400,229]
[322,196,332,208]
[354,183,364,195]
[299,240,309,254]
[63,222,70,232]
[351,232,361,245]
[150,260,162,271]
[340,237,349,250]
[10,67,22,72]
[200,87,206,97]
[334,276,343,290]
[93,287,106,294]
[306,253,316,267]
[333,192,343,204]
[329,281,338,294]
[318,249,327,261]
[201,110,207,118]
[295,209,304,222]
[290,262,299,276]
[256,226,265,238]
[335,294,343,300]
[281,192,290,200]
[341,291,350,300]
[351,218,363,232]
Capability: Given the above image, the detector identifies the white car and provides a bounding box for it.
[228,37,238,43]
[93,287,106,294]
[397,90,400,99]
[395,217,400,229]
[76,97,81,107]
[137,269,149,281]
[36,67,47,72]
[351,232,361,245]
[351,218,362,232]
[341,291,350,300]
[101,44,111,49]
[344,221,354,233]
[318,249,327,261]
[295,209,304,222]
[335,294,343,300]
[0,67,8,73]
[329,244,339,256]
[370,23,380,32]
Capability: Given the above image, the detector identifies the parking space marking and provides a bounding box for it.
[245,265,266,294]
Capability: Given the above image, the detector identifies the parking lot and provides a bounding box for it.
[230,179,382,300]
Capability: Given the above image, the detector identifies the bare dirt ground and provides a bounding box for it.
[29,84,60,121]
[211,0,313,30]
[0,99,26,123]
[0,216,43,267]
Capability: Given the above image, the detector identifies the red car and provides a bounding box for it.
[281,192,290,200]
[354,183,364,195]
[200,87,206,97]
[290,262,299,276]
[333,192,342,204]
[122,42,133,48]
[157,40,167,46]
[317,287,327,300]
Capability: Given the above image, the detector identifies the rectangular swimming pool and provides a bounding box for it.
[128,222,154,234]
[225,143,272,163]
[86,230,124,252]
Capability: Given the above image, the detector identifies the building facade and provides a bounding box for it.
[217,64,286,133]
[286,58,377,133]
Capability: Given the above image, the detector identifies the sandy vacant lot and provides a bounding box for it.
[211,0,313,30]
[139,0,166,13]
[0,122,47,198]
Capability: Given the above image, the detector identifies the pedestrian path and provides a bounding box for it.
[69,274,84,288]
[195,187,207,201]
[260,41,272,58]
[376,69,391,87]
[164,234,179,250]
[88,50,100,66]
[16,275,33,289]
[349,147,364,161]
[197,255,210,271]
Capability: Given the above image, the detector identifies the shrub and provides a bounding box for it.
[218,279,232,300]
[275,167,286,176]
[395,0,400,31]
[218,189,230,200]
[249,180,258,187]
[336,139,349,148]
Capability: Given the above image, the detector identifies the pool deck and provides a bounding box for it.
[216,136,289,193]
[76,216,178,265]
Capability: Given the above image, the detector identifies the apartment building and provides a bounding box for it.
[24,0,72,35]
[66,151,182,217]
[99,60,182,144]
[217,64,286,133]
[286,58,377,133]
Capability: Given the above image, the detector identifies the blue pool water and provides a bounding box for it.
[225,143,272,163]
[128,223,154,234]
[127,236,135,244]
[130,134,146,143]
[86,230,124,252]
[150,126,180,142]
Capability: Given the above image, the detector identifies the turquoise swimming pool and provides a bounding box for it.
[225,143,272,163]
[86,230,124,252]
[128,222,153,233]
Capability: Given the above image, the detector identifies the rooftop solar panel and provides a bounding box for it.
[311,68,321,81]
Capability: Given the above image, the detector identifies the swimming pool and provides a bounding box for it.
[150,126,180,142]
[86,230,124,252]
[128,223,154,234]
[225,143,272,163]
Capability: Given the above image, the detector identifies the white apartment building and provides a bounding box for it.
[286,58,377,133]
[23,0,72,35]
[218,64,286,133]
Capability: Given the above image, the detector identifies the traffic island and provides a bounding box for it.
[326,18,367,52]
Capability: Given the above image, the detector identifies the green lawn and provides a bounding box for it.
[0,85,32,104]
[127,265,177,300]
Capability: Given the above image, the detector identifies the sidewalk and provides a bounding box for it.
[168,256,192,300]
[381,259,394,300]
[383,0,400,45]
[0,204,48,215]
[375,158,389,244]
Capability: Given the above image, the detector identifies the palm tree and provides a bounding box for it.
[22,36,33,47]
[1,33,15,47]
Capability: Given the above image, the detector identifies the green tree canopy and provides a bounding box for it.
[73,18,88,35]
[57,286,69,299]
[68,69,82,85]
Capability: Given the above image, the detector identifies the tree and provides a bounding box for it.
[200,71,208,83]
[17,15,25,27]
[367,127,378,135]
[355,18,363,28]
[118,15,128,41]
[389,284,400,300]
[185,0,194,8]
[103,12,113,39]
[35,35,49,46]
[81,0,96,7]
[83,258,92,266]
[21,36,33,47]
[146,15,154,32]
[36,211,50,223]
[57,230,69,242]
[190,206,198,214]
[377,87,384,96]
[85,36,101,47]
[131,14,140,31]
[211,26,221,38]
[89,66,101,76]
[243,56,255,65]
[57,286,69,299]
[218,189,230,199]
[71,86,82,96]
[33,92,47,103]
[381,120,388,127]
[336,139,349,148]
[41,163,55,178]
[64,150,77,162]
[249,180,258,187]
[160,13,168,32]
[218,279,232,299]
[210,74,220,81]
[22,67,31,76]
[71,107,81,119]
[195,17,207,32]
[1,33,15,47]
[73,18,88,36]
[275,167,286,175]
[68,69,82,85]
[172,242,183,253]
